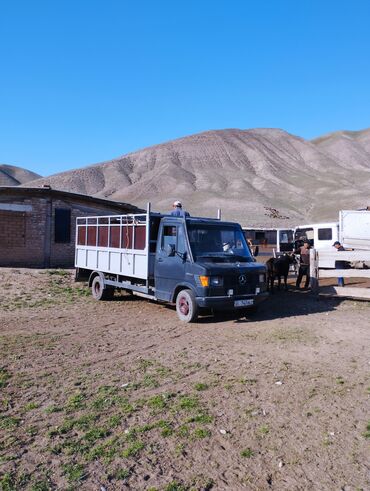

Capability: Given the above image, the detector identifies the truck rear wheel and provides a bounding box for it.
[91,276,114,301]
[176,289,198,323]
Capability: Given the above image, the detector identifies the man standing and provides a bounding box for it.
[295,239,311,289]
[170,200,190,218]
[333,241,348,287]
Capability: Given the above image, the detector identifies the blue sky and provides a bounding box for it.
[1,0,370,176]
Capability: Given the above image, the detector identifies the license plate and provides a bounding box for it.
[234,299,254,307]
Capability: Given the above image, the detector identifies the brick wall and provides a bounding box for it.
[0,192,132,268]
[49,199,119,267]
[0,197,47,267]
[0,211,26,247]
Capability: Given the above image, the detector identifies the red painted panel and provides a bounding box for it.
[87,226,97,246]
[98,226,109,247]
[135,226,146,250]
[77,226,86,245]
[110,226,120,248]
[121,226,133,248]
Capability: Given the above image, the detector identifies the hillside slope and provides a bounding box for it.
[0,164,41,186]
[24,128,370,226]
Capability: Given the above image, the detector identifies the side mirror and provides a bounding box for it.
[253,246,259,257]
[166,244,176,257]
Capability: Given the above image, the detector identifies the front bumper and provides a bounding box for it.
[196,292,269,310]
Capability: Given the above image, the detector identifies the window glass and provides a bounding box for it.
[280,230,293,243]
[177,226,187,254]
[162,226,177,250]
[318,228,332,240]
[187,224,252,262]
[295,228,314,241]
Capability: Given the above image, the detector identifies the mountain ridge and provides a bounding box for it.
[0,164,41,186]
[16,127,370,226]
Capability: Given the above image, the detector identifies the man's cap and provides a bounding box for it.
[303,239,310,244]
[332,241,341,246]
[173,200,182,207]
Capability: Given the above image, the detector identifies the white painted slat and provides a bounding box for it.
[318,250,370,261]
[319,269,370,278]
[309,249,370,300]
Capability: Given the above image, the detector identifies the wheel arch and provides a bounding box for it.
[171,282,197,303]
[88,271,105,288]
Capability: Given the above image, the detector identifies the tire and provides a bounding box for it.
[91,276,114,301]
[176,289,198,323]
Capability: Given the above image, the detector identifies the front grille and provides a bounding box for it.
[209,273,260,296]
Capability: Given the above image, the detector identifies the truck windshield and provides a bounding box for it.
[187,224,253,261]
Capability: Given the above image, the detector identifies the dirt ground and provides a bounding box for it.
[0,268,369,491]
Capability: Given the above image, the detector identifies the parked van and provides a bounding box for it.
[294,222,339,250]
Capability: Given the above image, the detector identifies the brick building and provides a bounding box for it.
[0,187,141,268]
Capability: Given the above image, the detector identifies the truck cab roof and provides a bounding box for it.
[159,214,239,228]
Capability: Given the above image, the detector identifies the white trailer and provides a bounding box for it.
[293,222,339,268]
[294,222,339,250]
[294,210,370,268]
[339,209,370,251]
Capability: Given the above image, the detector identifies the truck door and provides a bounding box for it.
[154,221,189,301]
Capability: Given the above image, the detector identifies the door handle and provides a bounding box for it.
[158,258,164,262]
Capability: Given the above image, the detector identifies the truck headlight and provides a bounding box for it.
[259,274,265,283]
[210,276,223,286]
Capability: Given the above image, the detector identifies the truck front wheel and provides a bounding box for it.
[91,276,114,301]
[176,289,198,323]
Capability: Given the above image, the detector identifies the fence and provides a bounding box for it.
[309,249,370,299]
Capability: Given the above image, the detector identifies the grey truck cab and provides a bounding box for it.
[153,215,268,321]
[75,207,268,322]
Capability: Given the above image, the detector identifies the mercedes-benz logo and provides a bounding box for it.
[238,274,247,285]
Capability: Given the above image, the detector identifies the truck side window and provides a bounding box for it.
[162,226,177,251]
[318,228,332,240]
[177,226,187,254]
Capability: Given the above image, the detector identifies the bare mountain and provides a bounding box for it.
[311,128,370,171]
[24,128,370,227]
[0,164,41,186]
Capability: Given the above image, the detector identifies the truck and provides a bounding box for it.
[75,205,268,322]
[293,211,370,251]
[339,209,370,250]
[294,222,339,250]
[293,210,370,268]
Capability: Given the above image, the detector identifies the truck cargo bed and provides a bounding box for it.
[75,211,151,279]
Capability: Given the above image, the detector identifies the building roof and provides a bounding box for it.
[0,186,142,213]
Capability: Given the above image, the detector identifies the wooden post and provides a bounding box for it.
[310,248,319,295]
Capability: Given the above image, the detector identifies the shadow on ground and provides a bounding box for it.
[196,288,345,324]
[110,286,349,324]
